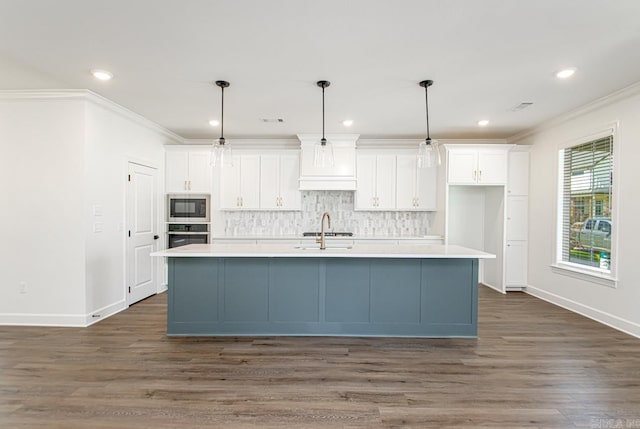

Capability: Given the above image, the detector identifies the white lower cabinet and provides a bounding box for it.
[506,240,527,287]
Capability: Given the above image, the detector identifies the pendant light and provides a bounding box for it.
[314,80,334,168]
[417,79,441,168]
[210,80,233,167]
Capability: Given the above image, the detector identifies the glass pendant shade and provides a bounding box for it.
[313,80,334,168]
[417,139,440,168]
[210,138,233,167]
[314,138,334,168]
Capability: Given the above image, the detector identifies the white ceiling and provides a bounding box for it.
[1,0,639,140]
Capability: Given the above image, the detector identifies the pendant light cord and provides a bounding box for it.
[322,85,325,142]
[220,85,225,142]
[424,85,430,142]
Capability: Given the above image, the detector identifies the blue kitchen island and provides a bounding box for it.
[153,243,494,338]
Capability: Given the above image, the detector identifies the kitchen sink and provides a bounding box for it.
[294,245,353,250]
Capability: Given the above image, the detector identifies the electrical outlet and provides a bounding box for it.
[19,281,27,294]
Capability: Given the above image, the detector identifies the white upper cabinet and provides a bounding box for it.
[446,146,509,185]
[355,154,396,210]
[165,148,212,193]
[259,152,301,210]
[396,154,437,210]
[220,154,260,210]
[508,150,530,195]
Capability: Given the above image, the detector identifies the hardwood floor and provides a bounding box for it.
[1,286,640,428]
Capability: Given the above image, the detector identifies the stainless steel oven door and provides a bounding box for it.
[167,232,209,248]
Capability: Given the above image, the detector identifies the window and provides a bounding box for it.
[558,133,613,274]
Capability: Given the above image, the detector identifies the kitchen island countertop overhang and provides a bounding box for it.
[151,243,495,259]
[153,243,495,338]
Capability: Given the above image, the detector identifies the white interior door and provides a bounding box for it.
[127,162,158,305]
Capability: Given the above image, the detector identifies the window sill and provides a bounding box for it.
[551,263,617,288]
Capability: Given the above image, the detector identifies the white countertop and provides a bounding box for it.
[152,243,495,259]
[210,235,443,241]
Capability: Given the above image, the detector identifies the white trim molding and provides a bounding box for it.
[0,312,88,327]
[0,299,129,327]
[525,285,640,339]
[0,89,184,144]
[508,80,640,144]
[85,299,128,326]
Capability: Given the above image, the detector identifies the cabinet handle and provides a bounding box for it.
[479,170,482,181]
[472,170,477,181]
[280,197,283,207]
[241,196,243,207]
[185,180,188,190]
[415,197,419,207]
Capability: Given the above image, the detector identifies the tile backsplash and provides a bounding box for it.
[221,191,433,236]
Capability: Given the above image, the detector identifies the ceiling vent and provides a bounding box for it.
[510,102,534,112]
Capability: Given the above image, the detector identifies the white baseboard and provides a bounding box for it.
[0,299,128,327]
[157,283,167,293]
[0,312,88,327]
[525,285,640,339]
[480,282,505,294]
[85,299,128,326]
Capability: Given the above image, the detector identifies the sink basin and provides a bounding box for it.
[294,245,353,250]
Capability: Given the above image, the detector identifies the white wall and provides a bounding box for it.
[0,91,178,326]
[84,100,169,320]
[0,98,87,324]
[513,84,640,337]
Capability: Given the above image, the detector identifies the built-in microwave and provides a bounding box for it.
[167,194,210,222]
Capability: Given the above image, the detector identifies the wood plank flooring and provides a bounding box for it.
[1,286,640,428]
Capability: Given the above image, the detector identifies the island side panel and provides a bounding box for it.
[167,257,479,337]
[421,259,478,336]
[168,257,220,332]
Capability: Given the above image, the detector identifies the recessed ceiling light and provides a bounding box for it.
[209,120,220,127]
[556,68,576,79]
[477,119,490,126]
[342,119,354,127]
[91,69,113,81]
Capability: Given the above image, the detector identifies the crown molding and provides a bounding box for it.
[508,80,640,144]
[181,138,300,150]
[0,89,184,144]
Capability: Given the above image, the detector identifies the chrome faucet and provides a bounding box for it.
[317,211,331,250]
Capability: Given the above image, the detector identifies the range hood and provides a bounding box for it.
[297,134,359,190]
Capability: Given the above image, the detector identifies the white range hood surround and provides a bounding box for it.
[297,134,359,190]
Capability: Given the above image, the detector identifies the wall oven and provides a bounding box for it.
[167,194,210,222]
[167,223,209,248]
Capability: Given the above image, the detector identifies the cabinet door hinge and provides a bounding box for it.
[128,286,131,293]
[128,174,131,182]
[128,230,131,237]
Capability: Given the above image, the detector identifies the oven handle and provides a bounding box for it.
[167,232,209,235]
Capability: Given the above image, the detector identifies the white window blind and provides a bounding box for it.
[560,135,613,270]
